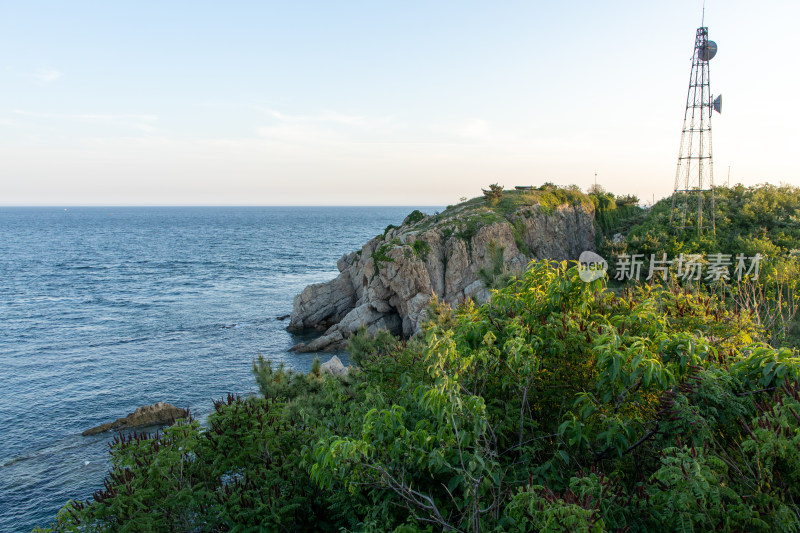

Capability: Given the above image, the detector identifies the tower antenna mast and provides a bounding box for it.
[669,13,722,236]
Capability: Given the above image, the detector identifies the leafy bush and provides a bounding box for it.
[482,183,504,205]
[598,183,800,348]
[403,210,426,225]
[477,240,515,290]
[615,194,640,207]
[371,242,395,275]
[310,262,800,531]
[383,224,399,237]
[411,239,431,261]
[41,262,800,532]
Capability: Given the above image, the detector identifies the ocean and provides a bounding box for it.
[0,206,434,531]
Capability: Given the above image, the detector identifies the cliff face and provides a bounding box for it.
[289,196,596,352]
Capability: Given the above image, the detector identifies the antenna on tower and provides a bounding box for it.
[669,16,721,236]
[702,0,705,27]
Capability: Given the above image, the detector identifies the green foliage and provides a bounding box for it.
[440,225,455,242]
[348,325,401,367]
[535,187,591,215]
[452,213,504,256]
[455,218,483,254]
[308,262,800,531]
[371,242,395,275]
[40,396,330,532]
[421,294,457,333]
[403,209,426,225]
[598,183,800,348]
[43,261,800,532]
[510,218,532,256]
[645,445,765,531]
[477,240,515,290]
[383,224,399,237]
[591,190,645,240]
[505,485,605,532]
[482,183,504,205]
[616,183,800,259]
[412,185,593,237]
[411,239,431,261]
[615,194,640,207]
[587,183,606,195]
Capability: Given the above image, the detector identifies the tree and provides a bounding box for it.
[482,183,504,204]
[587,183,606,195]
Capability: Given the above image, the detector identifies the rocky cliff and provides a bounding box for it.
[288,190,596,352]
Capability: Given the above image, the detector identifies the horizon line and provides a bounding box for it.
[0,204,446,208]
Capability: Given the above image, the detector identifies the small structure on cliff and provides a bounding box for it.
[288,188,596,352]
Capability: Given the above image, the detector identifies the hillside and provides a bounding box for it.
[594,182,800,348]
[36,183,800,532]
[595,183,800,258]
[39,260,800,532]
[288,185,596,351]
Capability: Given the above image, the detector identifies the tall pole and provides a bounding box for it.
[670,25,717,236]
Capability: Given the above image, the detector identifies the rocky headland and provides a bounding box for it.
[288,187,596,352]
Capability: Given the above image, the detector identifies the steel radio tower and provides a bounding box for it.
[670,23,722,235]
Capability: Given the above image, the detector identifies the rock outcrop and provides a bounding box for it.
[289,195,596,352]
[320,355,349,377]
[82,402,188,436]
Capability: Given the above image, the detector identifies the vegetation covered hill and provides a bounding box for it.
[288,183,595,352]
[38,183,800,532]
[39,261,800,532]
[593,183,800,349]
[594,183,800,259]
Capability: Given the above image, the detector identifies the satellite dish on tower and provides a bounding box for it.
[699,40,718,61]
[713,94,722,114]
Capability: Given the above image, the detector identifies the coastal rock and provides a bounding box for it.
[320,355,349,376]
[82,402,188,436]
[288,272,356,331]
[288,198,596,351]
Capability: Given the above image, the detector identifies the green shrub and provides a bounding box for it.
[411,239,431,261]
[383,224,398,237]
[371,242,395,274]
[482,183,504,205]
[511,218,532,256]
[403,210,426,225]
[41,261,800,533]
[477,240,514,290]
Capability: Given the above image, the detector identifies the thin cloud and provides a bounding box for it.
[12,110,159,133]
[35,68,62,83]
[253,107,422,146]
[253,108,378,145]
[256,107,369,127]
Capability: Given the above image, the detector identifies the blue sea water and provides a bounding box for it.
[0,206,434,532]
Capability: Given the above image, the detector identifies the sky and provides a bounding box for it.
[1,1,798,206]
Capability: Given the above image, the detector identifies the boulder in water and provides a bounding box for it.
[82,402,188,436]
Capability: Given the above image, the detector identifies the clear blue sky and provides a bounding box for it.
[1,1,798,205]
